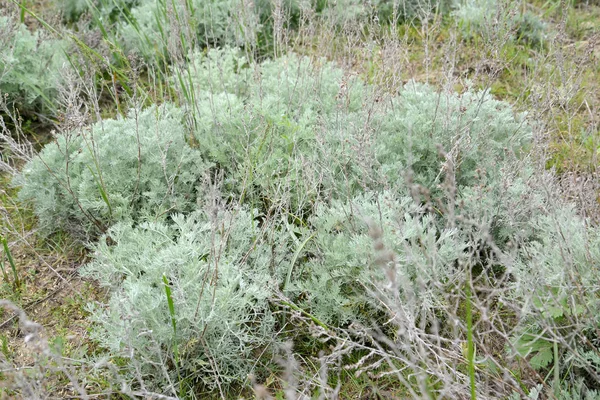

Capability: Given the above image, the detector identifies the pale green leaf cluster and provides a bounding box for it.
[182,50,530,212]
[511,380,600,400]
[453,0,546,47]
[16,104,207,238]
[0,15,67,114]
[81,207,287,387]
[375,81,531,191]
[295,191,465,325]
[508,204,600,389]
[514,205,600,299]
[16,50,600,394]
[182,50,372,209]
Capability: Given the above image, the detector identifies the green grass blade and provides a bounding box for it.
[85,164,113,218]
[163,274,179,365]
[19,1,26,23]
[1,237,20,290]
[553,341,560,395]
[280,300,329,330]
[284,232,315,293]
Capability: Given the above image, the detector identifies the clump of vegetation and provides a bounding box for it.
[179,49,371,211]
[66,51,600,397]
[60,0,138,23]
[17,47,599,396]
[514,11,546,47]
[453,0,546,47]
[15,104,207,239]
[375,81,531,192]
[2,0,599,397]
[80,207,286,391]
[0,15,67,117]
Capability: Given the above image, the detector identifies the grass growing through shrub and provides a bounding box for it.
[0,0,599,398]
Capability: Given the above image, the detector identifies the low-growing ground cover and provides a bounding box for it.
[0,0,599,398]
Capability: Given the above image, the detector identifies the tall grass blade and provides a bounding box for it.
[1,236,20,290]
[284,232,315,293]
[163,274,179,366]
[85,164,113,218]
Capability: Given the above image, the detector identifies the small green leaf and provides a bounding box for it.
[529,347,554,370]
[514,334,550,354]
[543,304,565,320]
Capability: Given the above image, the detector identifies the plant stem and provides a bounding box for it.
[466,273,476,400]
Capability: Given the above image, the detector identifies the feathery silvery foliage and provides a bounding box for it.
[75,51,543,391]
[117,0,275,61]
[174,50,539,326]
[321,0,453,24]
[453,0,546,47]
[16,104,207,239]
[15,47,600,396]
[294,170,595,329]
[80,207,288,388]
[181,50,531,212]
[375,81,531,193]
[293,191,465,326]
[180,49,372,211]
[0,15,67,115]
[178,50,546,328]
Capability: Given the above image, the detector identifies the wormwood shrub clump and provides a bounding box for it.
[174,49,537,329]
[117,0,277,61]
[16,49,600,396]
[375,81,531,192]
[509,203,600,378]
[453,0,546,47]
[117,0,454,62]
[180,49,373,211]
[292,191,466,326]
[178,52,599,395]
[35,51,539,393]
[294,165,546,327]
[294,159,600,396]
[80,207,288,390]
[16,104,207,239]
[182,50,530,213]
[0,15,67,116]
